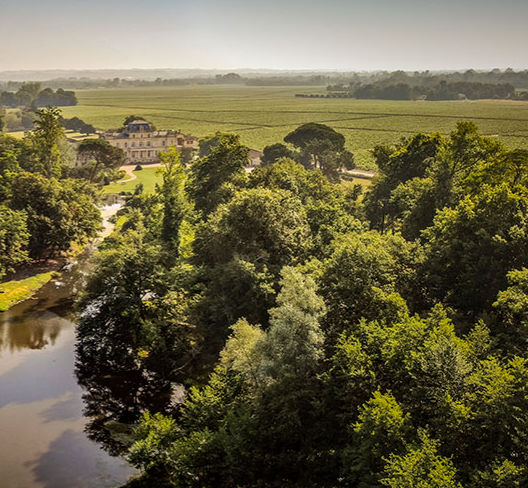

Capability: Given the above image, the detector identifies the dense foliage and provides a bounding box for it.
[62,116,96,134]
[353,81,515,101]
[77,123,528,488]
[0,107,101,277]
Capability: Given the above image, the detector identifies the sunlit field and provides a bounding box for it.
[60,85,528,169]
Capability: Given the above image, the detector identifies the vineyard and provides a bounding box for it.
[60,85,528,169]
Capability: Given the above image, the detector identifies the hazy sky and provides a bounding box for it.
[1,0,527,71]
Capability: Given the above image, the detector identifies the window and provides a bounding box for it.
[124,142,127,148]
[132,142,135,147]
[139,142,143,147]
[147,141,151,147]
[162,140,166,146]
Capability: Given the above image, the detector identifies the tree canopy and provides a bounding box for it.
[69,122,528,488]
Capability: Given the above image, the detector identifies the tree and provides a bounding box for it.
[320,230,419,334]
[247,158,363,254]
[284,123,345,151]
[381,431,462,488]
[0,133,23,199]
[17,82,41,101]
[198,131,238,158]
[461,357,528,472]
[363,133,444,233]
[344,391,410,487]
[195,188,311,269]
[471,459,526,488]
[10,172,101,257]
[188,133,249,215]
[128,267,328,487]
[158,147,193,259]
[284,123,354,181]
[0,206,29,278]
[261,267,325,381]
[77,138,125,182]
[30,106,66,178]
[62,116,96,135]
[493,268,528,355]
[422,184,528,316]
[260,143,294,166]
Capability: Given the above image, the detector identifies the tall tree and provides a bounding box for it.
[30,106,66,178]
[158,147,193,259]
[188,133,249,215]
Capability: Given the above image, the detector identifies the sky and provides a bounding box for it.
[0,0,527,72]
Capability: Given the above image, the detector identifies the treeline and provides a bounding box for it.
[0,82,77,108]
[330,68,528,90]
[76,121,528,487]
[354,81,516,100]
[4,68,528,91]
[298,81,518,101]
[1,110,95,134]
[0,108,124,278]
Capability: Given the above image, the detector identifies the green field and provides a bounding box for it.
[60,86,528,169]
[102,167,161,194]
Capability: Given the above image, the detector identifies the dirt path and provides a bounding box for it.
[120,163,163,182]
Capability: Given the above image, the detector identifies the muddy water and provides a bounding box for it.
[0,205,135,488]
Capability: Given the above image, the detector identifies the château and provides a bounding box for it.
[100,119,199,164]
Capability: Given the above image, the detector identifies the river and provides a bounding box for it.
[0,205,136,488]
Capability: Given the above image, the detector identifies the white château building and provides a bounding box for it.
[100,120,199,164]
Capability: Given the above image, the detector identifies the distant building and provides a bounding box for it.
[100,120,198,164]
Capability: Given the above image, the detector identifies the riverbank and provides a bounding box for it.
[0,201,133,487]
[0,204,121,313]
[0,272,56,312]
[0,258,66,312]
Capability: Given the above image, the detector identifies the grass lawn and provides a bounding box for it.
[6,130,26,139]
[0,272,55,312]
[61,85,528,170]
[341,177,373,191]
[102,167,162,194]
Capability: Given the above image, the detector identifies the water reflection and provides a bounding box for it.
[0,204,136,488]
[0,325,77,409]
[0,310,62,354]
[25,429,132,488]
[75,309,173,456]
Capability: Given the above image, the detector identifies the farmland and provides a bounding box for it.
[60,85,528,169]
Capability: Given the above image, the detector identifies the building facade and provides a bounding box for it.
[100,120,199,164]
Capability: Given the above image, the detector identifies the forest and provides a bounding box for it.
[70,120,528,487]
